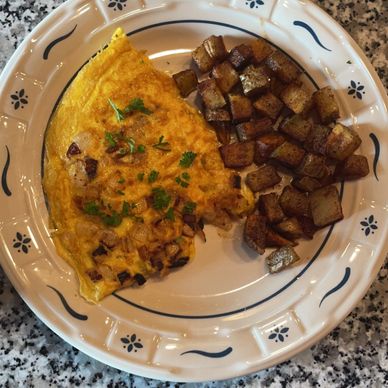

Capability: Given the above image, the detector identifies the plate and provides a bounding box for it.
[0,0,387,382]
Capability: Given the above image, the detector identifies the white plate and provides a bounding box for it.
[0,0,387,382]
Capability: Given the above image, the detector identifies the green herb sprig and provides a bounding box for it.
[108,98,152,122]
[153,136,171,152]
[179,151,197,168]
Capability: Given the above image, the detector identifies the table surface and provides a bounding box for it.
[0,0,387,386]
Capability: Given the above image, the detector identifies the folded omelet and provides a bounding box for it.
[43,28,253,303]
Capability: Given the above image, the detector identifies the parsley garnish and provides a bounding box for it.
[175,176,189,188]
[183,201,197,214]
[105,132,117,147]
[118,178,125,184]
[137,172,145,182]
[153,136,171,152]
[165,207,175,221]
[101,212,122,227]
[137,144,146,153]
[181,172,190,181]
[116,190,125,196]
[124,98,152,115]
[108,98,152,122]
[152,187,171,210]
[148,170,159,183]
[179,151,197,168]
[84,201,100,216]
[127,138,136,154]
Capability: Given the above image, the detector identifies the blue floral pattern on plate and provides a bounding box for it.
[360,215,378,236]
[121,334,143,353]
[245,0,264,9]
[268,326,289,343]
[13,232,32,254]
[348,80,365,100]
[10,89,28,110]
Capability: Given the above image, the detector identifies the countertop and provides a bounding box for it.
[0,0,387,387]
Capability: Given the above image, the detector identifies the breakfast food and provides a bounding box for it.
[176,34,369,272]
[43,29,253,303]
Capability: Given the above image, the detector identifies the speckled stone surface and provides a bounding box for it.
[0,0,387,387]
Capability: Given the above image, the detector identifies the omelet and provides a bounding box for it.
[43,28,253,303]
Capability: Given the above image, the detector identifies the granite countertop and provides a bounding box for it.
[0,0,387,386]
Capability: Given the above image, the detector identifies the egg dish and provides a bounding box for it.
[43,28,252,303]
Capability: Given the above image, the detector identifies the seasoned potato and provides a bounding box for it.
[253,92,284,120]
[266,228,296,248]
[246,165,282,192]
[173,69,198,97]
[251,38,273,64]
[254,133,286,164]
[313,86,340,124]
[279,186,310,218]
[280,84,312,114]
[240,65,271,97]
[270,77,286,97]
[291,176,322,193]
[298,216,319,239]
[304,124,332,155]
[198,79,226,109]
[274,217,304,240]
[310,185,343,227]
[203,35,228,62]
[228,94,254,122]
[296,153,328,179]
[244,211,267,254]
[279,114,312,142]
[334,154,369,180]
[258,193,285,224]
[229,43,253,69]
[270,141,305,169]
[192,44,215,73]
[219,141,255,168]
[212,61,240,94]
[266,246,301,273]
[236,118,272,142]
[205,108,231,122]
[211,121,232,145]
[265,51,301,84]
[325,123,362,161]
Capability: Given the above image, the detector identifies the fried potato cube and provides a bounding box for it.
[240,65,270,97]
[251,38,273,64]
[219,141,255,168]
[296,153,328,179]
[313,86,340,124]
[205,108,231,122]
[325,123,362,161]
[266,246,301,273]
[244,211,267,254]
[310,185,343,227]
[279,186,310,218]
[246,165,282,192]
[334,154,369,180]
[270,141,306,169]
[228,94,253,122]
[304,124,331,155]
[254,133,286,164]
[236,118,273,141]
[203,35,228,62]
[280,84,312,114]
[274,217,304,240]
[291,176,322,193]
[279,114,312,142]
[192,44,215,73]
[258,193,285,224]
[198,79,226,109]
[173,69,198,97]
[266,228,296,248]
[270,77,286,97]
[212,122,232,145]
[229,43,253,69]
[212,61,240,94]
[265,51,301,84]
[253,92,284,120]
[298,216,319,239]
